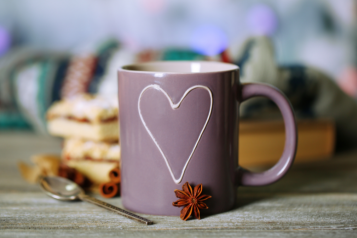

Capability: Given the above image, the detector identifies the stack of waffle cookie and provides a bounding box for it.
[46,94,120,185]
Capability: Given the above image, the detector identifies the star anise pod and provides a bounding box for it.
[172,182,212,221]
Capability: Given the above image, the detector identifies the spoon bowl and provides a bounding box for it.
[40,176,84,201]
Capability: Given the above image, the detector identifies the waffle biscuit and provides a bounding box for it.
[47,94,119,141]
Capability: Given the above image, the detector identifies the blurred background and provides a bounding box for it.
[1,0,357,155]
[0,0,357,74]
[1,0,356,77]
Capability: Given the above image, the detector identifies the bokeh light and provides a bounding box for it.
[190,25,228,56]
[140,0,166,14]
[0,26,11,56]
[338,67,357,97]
[246,4,278,35]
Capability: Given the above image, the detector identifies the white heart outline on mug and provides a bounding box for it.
[138,84,213,184]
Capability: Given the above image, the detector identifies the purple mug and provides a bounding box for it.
[118,61,297,216]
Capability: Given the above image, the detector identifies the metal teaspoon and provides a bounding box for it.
[40,176,154,225]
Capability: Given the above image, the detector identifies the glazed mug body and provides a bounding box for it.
[118,61,296,216]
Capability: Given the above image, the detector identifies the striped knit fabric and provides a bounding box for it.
[61,54,97,98]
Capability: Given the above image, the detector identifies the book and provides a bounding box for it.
[239,118,335,168]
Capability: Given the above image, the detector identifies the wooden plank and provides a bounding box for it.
[0,132,357,237]
[1,192,357,230]
[1,230,356,238]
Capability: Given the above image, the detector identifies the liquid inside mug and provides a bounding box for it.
[118,61,297,216]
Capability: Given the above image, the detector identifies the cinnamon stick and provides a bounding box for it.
[58,164,90,188]
[99,181,119,198]
[98,167,121,198]
[108,167,121,184]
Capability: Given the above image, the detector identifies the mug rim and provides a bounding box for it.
[119,61,239,75]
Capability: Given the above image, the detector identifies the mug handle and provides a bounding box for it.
[236,83,297,186]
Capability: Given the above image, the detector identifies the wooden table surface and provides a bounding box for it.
[1,132,357,237]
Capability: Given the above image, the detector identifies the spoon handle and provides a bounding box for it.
[78,194,154,225]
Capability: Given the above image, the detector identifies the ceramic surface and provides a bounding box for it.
[118,61,297,216]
